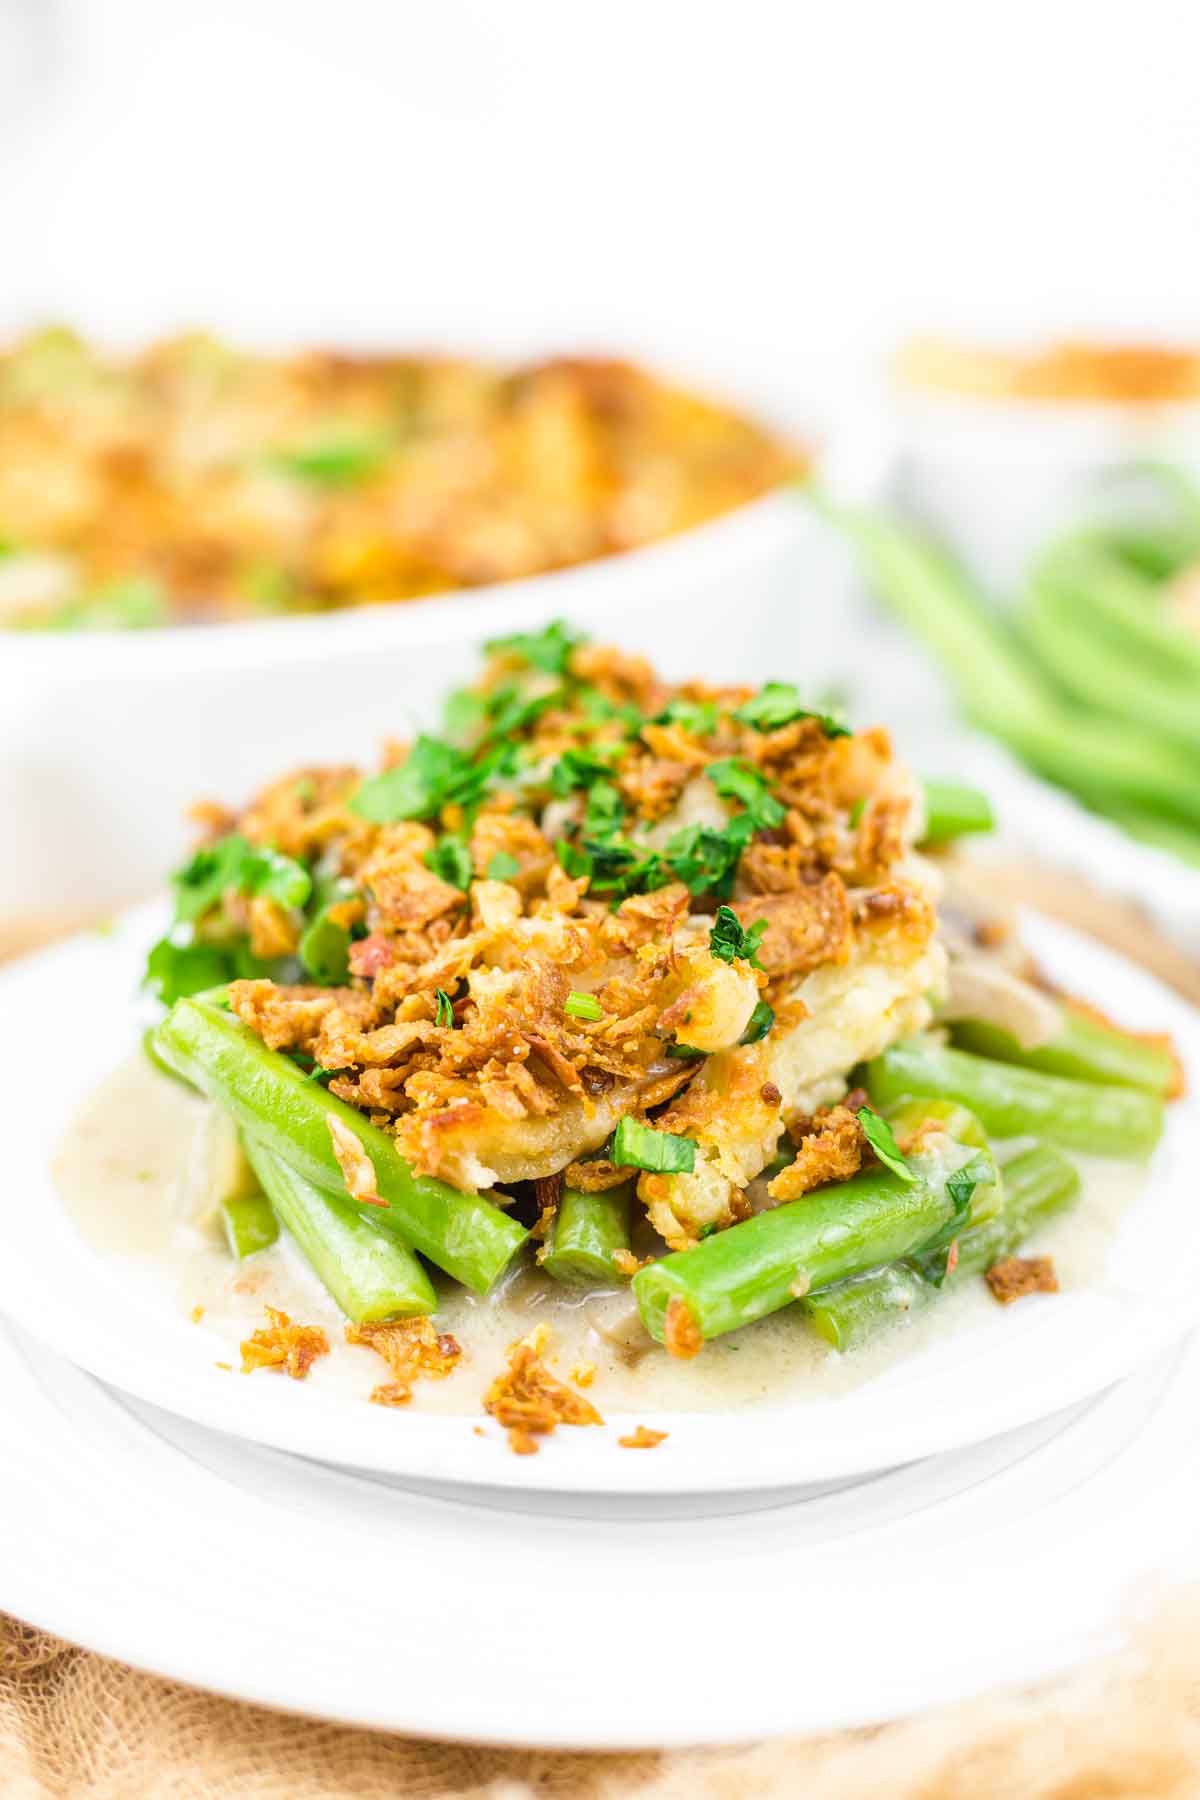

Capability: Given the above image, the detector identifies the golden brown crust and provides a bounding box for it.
[618,1425,669,1449]
[0,338,799,626]
[240,1307,329,1379]
[985,1256,1059,1304]
[346,1317,462,1404]
[768,1103,865,1204]
[663,1295,703,1360]
[483,1337,604,1454]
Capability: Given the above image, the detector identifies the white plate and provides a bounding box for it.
[0,901,1197,1494]
[3,1313,1200,1747]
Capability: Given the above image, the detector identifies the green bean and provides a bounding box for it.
[151,996,527,1293]
[881,1096,1003,1223]
[951,1007,1177,1097]
[541,1184,633,1287]
[1021,571,1200,757]
[802,1142,1080,1350]
[220,1190,279,1261]
[921,780,995,844]
[633,1131,989,1347]
[867,1038,1163,1157]
[1031,536,1200,686]
[243,1139,435,1320]
[838,508,1200,831]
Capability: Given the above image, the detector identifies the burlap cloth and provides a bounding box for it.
[3,864,1199,1799]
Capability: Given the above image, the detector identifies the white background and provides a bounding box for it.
[2,0,1199,421]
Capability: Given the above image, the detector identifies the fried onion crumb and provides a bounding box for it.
[346,1317,462,1406]
[618,1425,668,1449]
[985,1256,1059,1305]
[240,1307,330,1380]
[570,1361,597,1389]
[484,1337,603,1455]
[663,1294,703,1360]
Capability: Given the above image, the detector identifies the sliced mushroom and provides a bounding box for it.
[939,953,1063,1050]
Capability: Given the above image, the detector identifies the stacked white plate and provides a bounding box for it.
[1,902,1199,1747]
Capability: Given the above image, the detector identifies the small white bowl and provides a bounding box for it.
[891,362,1200,595]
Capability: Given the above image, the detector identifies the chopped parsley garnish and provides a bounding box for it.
[271,434,388,485]
[556,809,759,903]
[486,851,521,881]
[144,938,238,1006]
[565,990,603,1022]
[575,686,644,734]
[173,833,311,924]
[857,1107,916,1183]
[298,910,351,985]
[733,683,850,738]
[483,619,582,675]
[739,998,775,1044]
[434,988,456,1028]
[652,697,719,736]
[551,746,619,795]
[424,834,473,890]
[705,758,786,830]
[708,905,767,968]
[611,1116,696,1175]
[849,796,867,827]
[911,1151,996,1286]
[350,735,516,824]
[582,779,625,839]
[482,682,563,742]
[666,1043,707,1060]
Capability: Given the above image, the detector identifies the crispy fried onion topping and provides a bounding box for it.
[483,1331,603,1455]
[346,1317,462,1406]
[326,1115,387,1207]
[240,1307,329,1380]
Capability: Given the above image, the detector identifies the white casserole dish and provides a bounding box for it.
[0,483,868,921]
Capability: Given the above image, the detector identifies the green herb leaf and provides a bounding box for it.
[911,1151,996,1287]
[434,988,456,1028]
[173,834,311,925]
[551,746,619,796]
[143,937,236,1005]
[582,779,625,840]
[663,814,756,897]
[734,683,850,737]
[652,697,719,736]
[271,434,388,485]
[483,619,583,675]
[424,835,474,890]
[565,990,603,1022]
[351,735,519,825]
[665,1043,707,1060]
[611,1116,696,1175]
[858,1106,916,1183]
[708,905,767,968]
[706,758,786,830]
[486,851,521,881]
[739,998,775,1044]
[298,910,352,985]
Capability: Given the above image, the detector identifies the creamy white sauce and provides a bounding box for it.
[53,1055,1147,1417]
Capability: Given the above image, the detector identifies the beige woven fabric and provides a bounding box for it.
[3,1597,1200,1798]
[2,868,1198,1795]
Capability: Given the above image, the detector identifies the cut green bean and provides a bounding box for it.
[921,780,995,844]
[951,1007,1177,1097]
[151,996,527,1293]
[802,1142,1080,1350]
[221,1190,279,1261]
[244,1138,435,1320]
[867,1038,1163,1157]
[633,1132,989,1346]
[541,1184,634,1287]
